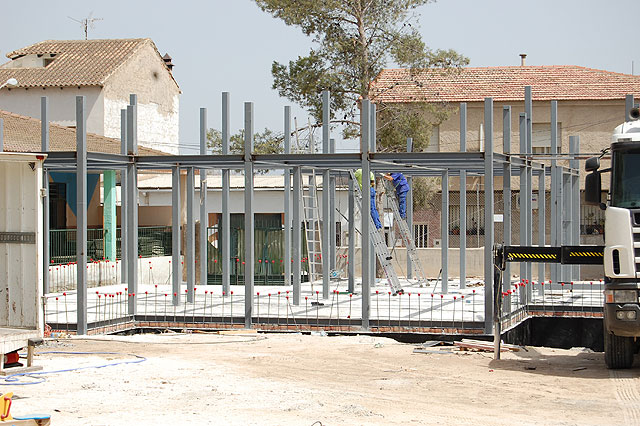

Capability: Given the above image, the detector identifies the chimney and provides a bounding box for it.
[519,53,527,66]
[163,53,174,71]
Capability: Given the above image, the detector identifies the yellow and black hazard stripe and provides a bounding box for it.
[561,246,604,265]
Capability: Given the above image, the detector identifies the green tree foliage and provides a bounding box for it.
[207,128,284,155]
[255,0,468,149]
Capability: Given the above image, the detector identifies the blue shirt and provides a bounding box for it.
[390,172,409,193]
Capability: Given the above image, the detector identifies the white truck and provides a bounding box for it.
[0,152,45,370]
[584,107,640,368]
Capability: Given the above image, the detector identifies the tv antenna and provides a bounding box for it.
[68,12,103,40]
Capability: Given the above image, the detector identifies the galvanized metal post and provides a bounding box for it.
[41,97,50,294]
[369,104,376,285]
[561,169,571,283]
[441,169,449,293]
[538,169,546,284]
[293,166,302,302]
[329,138,337,272]
[244,102,255,328]
[361,100,371,329]
[284,106,292,291]
[519,112,527,288]
[199,108,208,286]
[406,137,414,280]
[550,100,560,285]
[76,96,88,334]
[348,175,355,293]
[120,109,128,285]
[502,106,512,312]
[322,91,330,299]
[186,167,195,301]
[459,103,467,287]
[126,96,138,315]
[172,166,181,306]
[525,86,534,287]
[484,97,494,334]
[570,136,580,280]
[221,93,231,295]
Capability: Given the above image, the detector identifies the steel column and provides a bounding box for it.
[550,101,560,285]
[41,97,50,294]
[120,109,128,285]
[525,86,534,288]
[348,174,355,293]
[244,102,255,328]
[538,170,546,284]
[322,91,330,299]
[483,97,494,334]
[172,166,181,305]
[76,96,88,334]
[459,103,467,287]
[293,166,302,302]
[561,170,571,283]
[221,92,231,294]
[329,138,337,272]
[502,106,511,312]
[441,169,449,293]
[199,108,208,286]
[519,112,527,290]
[406,138,414,280]
[361,100,371,329]
[126,96,138,315]
[284,106,292,291]
[369,104,376,286]
[186,167,195,301]
[570,136,580,280]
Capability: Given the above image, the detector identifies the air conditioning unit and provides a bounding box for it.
[433,239,441,248]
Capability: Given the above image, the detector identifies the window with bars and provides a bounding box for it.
[448,205,485,235]
[414,223,429,248]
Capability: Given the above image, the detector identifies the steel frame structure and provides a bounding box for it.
[3,87,584,335]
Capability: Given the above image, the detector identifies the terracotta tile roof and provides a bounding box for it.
[0,109,165,155]
[0,38,176,89]
[370,66,640,103]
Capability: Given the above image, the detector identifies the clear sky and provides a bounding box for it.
[1,0,638,153]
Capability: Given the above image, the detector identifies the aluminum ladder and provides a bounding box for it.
[350,171,403,294]
[301,171,323,289]
[383,179,428,285]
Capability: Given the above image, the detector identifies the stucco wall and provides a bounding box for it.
[0,86,105,135]
[102,42,180,154]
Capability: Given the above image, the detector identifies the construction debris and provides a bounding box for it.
[454,339,522,353]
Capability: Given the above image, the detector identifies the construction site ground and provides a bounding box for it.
[6,332,638,425]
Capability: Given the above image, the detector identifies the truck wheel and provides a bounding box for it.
[604,330,635,369]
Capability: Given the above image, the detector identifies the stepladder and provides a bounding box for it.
[382,179,428,285]
[349,171,403,294]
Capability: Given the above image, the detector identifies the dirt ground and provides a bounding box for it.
[3,332,638,425]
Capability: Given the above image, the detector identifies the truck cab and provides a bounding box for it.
[585,108,640,368]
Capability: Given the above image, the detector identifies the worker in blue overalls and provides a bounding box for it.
[383,172,410,219]
[355,169,382,230]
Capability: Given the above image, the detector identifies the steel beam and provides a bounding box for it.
[519,112,527,290]
[330,138,337,272]
[76,96,88,335]
[120,109,128,284]
[348,174,355,293]
[406,138,414,280]
[570,136,580,281]
[550,100,560,285]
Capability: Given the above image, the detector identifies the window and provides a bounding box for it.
[532,122,562,154]
[414,223,429,248]
[448,205,484,235]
